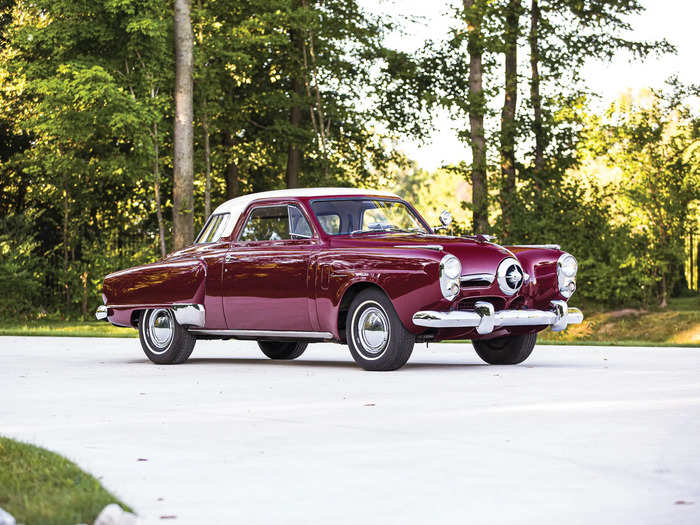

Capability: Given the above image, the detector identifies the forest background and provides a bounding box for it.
[0,0,698,343]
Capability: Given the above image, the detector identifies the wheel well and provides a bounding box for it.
[337,282,385,342]
[131,309,143,327]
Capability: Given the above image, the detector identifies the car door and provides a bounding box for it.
[221,203,319,332]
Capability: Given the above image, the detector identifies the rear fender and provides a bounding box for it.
[102,259,206,327]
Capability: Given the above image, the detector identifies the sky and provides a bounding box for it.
[359,0,700,171]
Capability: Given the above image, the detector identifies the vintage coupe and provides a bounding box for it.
[96,188,583,371]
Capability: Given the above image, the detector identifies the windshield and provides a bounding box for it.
[310,199,428,236]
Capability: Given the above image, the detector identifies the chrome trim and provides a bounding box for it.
[394,244,444,251]
[412,300,584,334]
[556,253,578,298]
[95,305,108,321]
[509,244,561,250]
[439,210,452,227]
[172,304,206,327]
[460,273,495,286]
[188,329,334,340]
[99,303,206,328]
[439,254,461,301]
[496,257,525,296]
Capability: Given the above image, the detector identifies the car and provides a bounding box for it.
[96,187,583,371]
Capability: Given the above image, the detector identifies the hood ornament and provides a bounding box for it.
[475,234,497,243]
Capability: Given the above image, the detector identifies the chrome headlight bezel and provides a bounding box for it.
[557,253,578,298]
[496,257,525,296]
[439,254,461,301]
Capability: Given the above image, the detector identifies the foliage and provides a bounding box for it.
[583,82,700,305]
[0,0,697,318]
[0,436,130,525]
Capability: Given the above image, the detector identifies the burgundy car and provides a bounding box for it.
[96,188,583,371]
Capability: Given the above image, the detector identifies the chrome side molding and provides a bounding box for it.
[394,244,444,251]
[509,244,561,250]
[412,300,584,335]
[188,329,333,340]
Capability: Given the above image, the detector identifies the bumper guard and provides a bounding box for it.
[412,300,583,335]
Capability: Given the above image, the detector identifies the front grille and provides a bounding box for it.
[458,296,506,312]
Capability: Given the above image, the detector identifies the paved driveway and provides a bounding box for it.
[2,337,699,524]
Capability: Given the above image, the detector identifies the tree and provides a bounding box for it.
[173,0,194,249]
[463,0,489,233]
[498,0,522,234]
[594,84,700,306]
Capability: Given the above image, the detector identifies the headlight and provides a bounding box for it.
[557,253,578,298]
[497,257,525,296]
[440,254,461,301]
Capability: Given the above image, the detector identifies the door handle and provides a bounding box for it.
[225,253,235,263]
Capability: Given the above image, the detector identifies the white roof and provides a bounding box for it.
[211,187,400,239]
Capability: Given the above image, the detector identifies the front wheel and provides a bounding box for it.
[346,289,415,371]
[472,333,537,365]
[138,308,196,364]
[258,341,308,360]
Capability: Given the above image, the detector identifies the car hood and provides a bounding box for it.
[328,233,514,275]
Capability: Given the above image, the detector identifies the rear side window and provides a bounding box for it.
[239,205,313,242]
[195,213,230,243]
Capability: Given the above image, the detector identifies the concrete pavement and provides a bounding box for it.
[1,336,699,524]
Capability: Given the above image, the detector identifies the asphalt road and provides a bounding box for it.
[2,336,699,524]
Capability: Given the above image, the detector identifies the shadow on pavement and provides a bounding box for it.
[121,357,487,369]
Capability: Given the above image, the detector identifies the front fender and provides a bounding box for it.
[315,249,445,337]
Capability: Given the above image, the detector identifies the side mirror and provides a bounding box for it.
[439,210,453,227]
[434,210,453,232]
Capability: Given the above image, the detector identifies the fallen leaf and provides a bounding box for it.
[160,515,177,519]
[675,501,694,505]
[137,458,148,462]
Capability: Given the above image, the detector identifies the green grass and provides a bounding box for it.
[0,320,137,338]
[537,308,700,345]
[0,436,130,525]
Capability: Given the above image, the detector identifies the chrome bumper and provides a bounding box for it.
[94,303,205,327]
[95,305,108,321]
[412,300,583,335]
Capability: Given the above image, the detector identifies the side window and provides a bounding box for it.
[289,206,313,238]
[239,205,314,242]
[196,213,230,243]
[317,214,341,234]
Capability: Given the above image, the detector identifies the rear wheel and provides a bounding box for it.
[258,341,307,360]
[138,308,196,364]
[346,289,415,371]
[472,333,537,365]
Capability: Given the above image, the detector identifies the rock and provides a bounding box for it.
[0,507,16,525]
[94,504,138,525]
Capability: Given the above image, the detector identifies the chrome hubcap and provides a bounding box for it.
[148,309,173,353]
[357,306,389,356]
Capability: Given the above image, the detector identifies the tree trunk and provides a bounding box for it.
[286,23,305,189]
[63,180,70,314]
[464,0,489,233]
[659,272,668,308]
[286,95,302,188]
[201,99,212,218]
[499,0,519,236]
[173,0,194,250]
[529,0,544,182]
[81,270,88,320]
[153,122,167,257]
[223,131,239,199]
